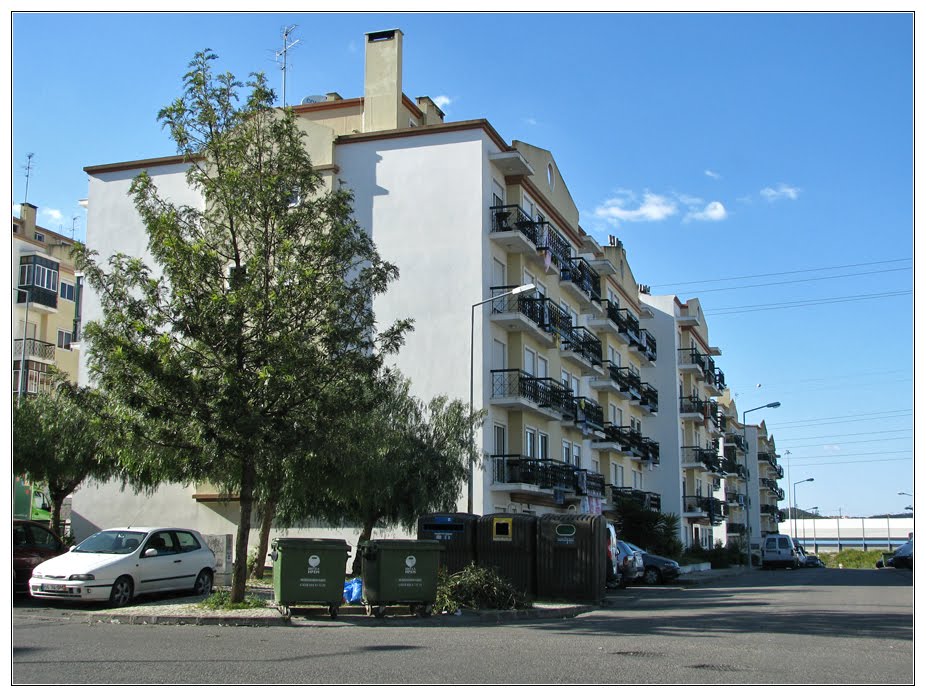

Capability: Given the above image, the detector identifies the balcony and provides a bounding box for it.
[610,486,662,512]
[727,523,747,535]
[491,455,605,501]
[629,327,657,365]
[490,369,574,420]
[16,284,58,313]
[639,382,659,414]
[573,396,605,435]
[679,396,710,421]
[587,299,623,339]
[592,423,649,460]
[681,445,722,472]
[725,432,747,452]
[642,437,660,466]
[488,204,543,256]
[683,496,727,524]
[12,338,56,363]
[536,221,572,275]
[590,361,641,401]
[725,491,747,507]
[489,286,556,347]
[704,367,726,396]
[559,257,602,314]
[561,326,604,375]
[678,347,707,375]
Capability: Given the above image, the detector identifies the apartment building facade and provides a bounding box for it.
[71,28,782,551]
[13,203,82,396]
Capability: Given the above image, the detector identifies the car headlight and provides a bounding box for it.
[32,571,44,579]
[68,574,95,581]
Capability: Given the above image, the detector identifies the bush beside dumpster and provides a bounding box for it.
[433,563,531,615]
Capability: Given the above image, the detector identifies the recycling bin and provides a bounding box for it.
[417,512,479,574]
[476,513,538,596]
[535,514,607,603]
[271,538,351,618]
[360,539,443,618]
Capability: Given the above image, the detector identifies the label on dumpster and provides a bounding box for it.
[298,578,329,588]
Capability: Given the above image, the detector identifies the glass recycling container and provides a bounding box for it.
[416,512,479,574]
[359,539,443,618]
[535,514,607,603]
[475,513,538,596]
[271,538,351,618]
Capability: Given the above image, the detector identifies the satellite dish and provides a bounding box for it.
[300,95,326,105]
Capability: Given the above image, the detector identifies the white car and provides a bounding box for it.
[29,527,216,607]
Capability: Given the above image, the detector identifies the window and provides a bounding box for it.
[608,346,621,366]
[537,355,549,379]
[492,258,506,288]
[493,340,506,370]
[34,231,45,242]
[494,424,507,456]
[573,444,581,468]
[562,440,571,464]
[60,281,75,301]
[525,428,536,458]
[612,464,624,487]
[524,347,536,376]
[57,329,72,350]
[538,432,549,459]
[175,530,202,553]
[633,469,643,490]
[610,404,622,426]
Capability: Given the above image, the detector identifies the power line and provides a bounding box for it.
[781,428,912,442]
[649,257,912,288]
[755,369,910,388]
[772,409,913,426]
[788,449,911,460]
[709,290,911,315]
[791,457,911,468]
[677,266,911,295]
[782,436,911,449]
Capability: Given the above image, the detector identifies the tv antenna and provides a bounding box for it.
[23,152,35,203]
[275,25,300,107]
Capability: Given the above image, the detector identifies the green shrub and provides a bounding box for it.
[818,549,885,569]
[434,564,531,614]
[198,588,269,610]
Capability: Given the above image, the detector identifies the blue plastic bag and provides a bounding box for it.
[343,577,362,604]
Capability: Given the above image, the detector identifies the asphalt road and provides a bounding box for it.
[12,567,914,684]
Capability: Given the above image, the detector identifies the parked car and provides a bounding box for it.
[802,554,826,568]
[889,538,914,570]
[614,539,644,587]
[605,523,622,589]
[761,533,799,569]
[29,527,216,607]
[13,520,66,593]
[624,542,681,585]
[793,544,809,568]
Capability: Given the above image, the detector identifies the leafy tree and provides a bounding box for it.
[614,499,682,559]
[289,369,483,576]
[74,51,410,601]
[13,382,116,534]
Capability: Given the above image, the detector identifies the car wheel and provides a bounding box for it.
[192,569,213,596]
[109,576,134,608]
[643,567,662,585]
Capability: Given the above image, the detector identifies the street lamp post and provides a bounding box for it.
[784,449,793,538]
[805,506,818,547]
[741,401,781,568]
[793,477,815,545]
[468,283,536,515]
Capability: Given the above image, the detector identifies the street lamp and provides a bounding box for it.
[741,401,781,568]
[793,478,815,545]
[468,283,536,514]
[784,449,793,538]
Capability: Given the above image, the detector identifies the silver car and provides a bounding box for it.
[30,527,216,607]
[615,539,644,587]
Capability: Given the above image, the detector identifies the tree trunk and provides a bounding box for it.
[250,490,278,580]
[231,462,256,603]
[350,516,378,577]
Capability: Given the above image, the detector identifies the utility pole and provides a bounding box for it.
[275,25,300,107]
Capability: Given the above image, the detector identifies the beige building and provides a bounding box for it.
[13,203,82,396]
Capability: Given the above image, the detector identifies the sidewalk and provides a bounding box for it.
[91,566,753,627]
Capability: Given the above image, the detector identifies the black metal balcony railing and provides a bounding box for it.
[725,433,747,452]
[713,367,726,391]
[639,382,659,412]
[682,445,722,472]
[727,523,747,535]
[562,326,603,368]
[492,455,605,498]
[491,369,575,419]
[543,300,573,342]
[616,308,641,344]
[678,347,708,372]
[574,396,605,432]
[683,496,727,524]
[637,328,657,362]
[536,221,572,271]
[13,338,56,362]
[18,284,58,309]
[679,395,709,416]
[490,286,547,327]
[642,437,660,465]
[601,361,641,397]
[489,204,542,245]
[611,487,662,512]
[560,257,601,304]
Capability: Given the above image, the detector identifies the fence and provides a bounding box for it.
[778,517,914,552]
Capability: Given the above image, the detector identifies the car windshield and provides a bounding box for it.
[73,530,148,554]
[626,542,643,553]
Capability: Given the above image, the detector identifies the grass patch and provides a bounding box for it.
[198,589,270,610]
[817,549,885,569]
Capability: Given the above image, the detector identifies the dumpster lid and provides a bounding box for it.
[359,539,444,551]
[271,537,351,550]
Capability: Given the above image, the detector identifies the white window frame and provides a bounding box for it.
[57,329,72,350]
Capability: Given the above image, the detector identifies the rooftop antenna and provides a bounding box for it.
[22,152,35,203]
[70,215,80,239]
[275,25,300,107]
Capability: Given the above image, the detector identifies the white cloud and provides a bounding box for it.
[523,117,538,126]
[760,183,800,202]
[42,209,63,223]
[433,95,452,110]
[823,444,842,452]
[594,191,677,224]
[685,201,728,223]
[705,169,721,179]
[12,203,21,217]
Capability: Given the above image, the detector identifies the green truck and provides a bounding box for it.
[13,476,52,522]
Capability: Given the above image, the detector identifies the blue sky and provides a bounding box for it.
[10,11,915,518]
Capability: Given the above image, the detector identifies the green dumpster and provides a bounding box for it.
[271,538,351,618]
[360,539,443,618]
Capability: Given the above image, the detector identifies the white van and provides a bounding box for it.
[761,534,799,569]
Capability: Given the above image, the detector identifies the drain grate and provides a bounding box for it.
[687,664,740,672]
